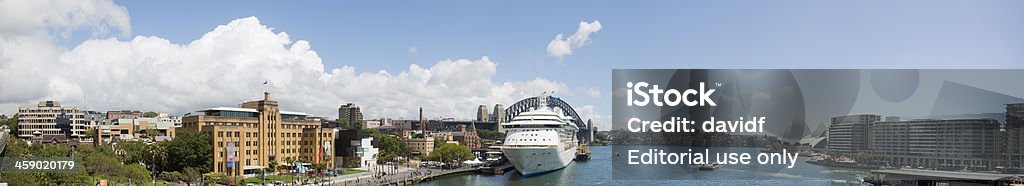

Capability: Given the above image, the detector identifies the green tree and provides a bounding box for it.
[143,111,159,118]
[434,137,445,148]
[267,160,279,174]
[425,143,474,163]
[337,118,364,130]
[182,167,202,185]
[349,119,364,130]
[373,133,405,162]
[116,141,149,164]
[123,164,153,184]
[163,131,213,173]
[158,171,183,183]
[0,114,17,135]
[477,130,505,140]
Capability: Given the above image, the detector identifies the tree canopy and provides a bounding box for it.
[425,143,474,163]
[162,131,213,173]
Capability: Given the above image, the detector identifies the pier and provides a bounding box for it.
[863,169,1024,185]
[323,166,480,186]
[480,164,515,175]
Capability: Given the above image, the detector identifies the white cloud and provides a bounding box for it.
[408,47,417,55]
[0,0,130,38]
[0,11,599,121]
[546,20,602,58]
[577,87,602,99]
[574,105,611,131]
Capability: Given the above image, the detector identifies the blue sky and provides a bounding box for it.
[15,0,1023,129]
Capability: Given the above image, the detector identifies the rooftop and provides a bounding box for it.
[197,107,310,116]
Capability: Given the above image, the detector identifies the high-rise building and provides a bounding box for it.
[17,101,86,142]
[338,103,363,125]
[181,92,334,177]
[1006,103,1024,173]
[827,114,881,153]
[588,119,595,143]
[477,105,489,122]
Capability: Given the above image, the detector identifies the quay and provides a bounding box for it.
[863,169,1024,185]
[480,164,515,175]
[322,166,479,186]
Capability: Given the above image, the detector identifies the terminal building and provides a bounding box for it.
[180,92,334,177]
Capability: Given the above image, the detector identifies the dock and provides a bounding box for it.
[863,169,1024,185]
[480,164,515,175]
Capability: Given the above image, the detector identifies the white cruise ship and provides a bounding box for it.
[501,96,579,177]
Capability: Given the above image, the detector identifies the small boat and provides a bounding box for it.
[698,163,721,171]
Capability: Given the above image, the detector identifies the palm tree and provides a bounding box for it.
[268,160,278,174]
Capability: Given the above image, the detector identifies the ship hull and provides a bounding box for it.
[502,145,576,176]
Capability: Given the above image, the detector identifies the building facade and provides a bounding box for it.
[872,119,1001,170]
[477,105,489,122]
[180,92,334,177]
[16,101,86,142]
[1006,103,1024,173]
[404,137,435,156]
[338,103,363,125]
[827,114,881,153]
[452,124,480,149]
[96,118,176,143]
[106,110,143,120]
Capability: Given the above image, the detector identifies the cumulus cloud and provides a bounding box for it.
[0,0,130,38]
[577,87,602,99]
[546,20,602,58]
[0,6,603,122]
[574,105,611,130]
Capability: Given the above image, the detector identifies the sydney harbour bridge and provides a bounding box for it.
[503,96,594,144]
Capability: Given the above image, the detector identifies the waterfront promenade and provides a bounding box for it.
[307,166,479,186]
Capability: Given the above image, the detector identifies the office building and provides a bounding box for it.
[180,92,334,177]
[16,101,86,142]
[827,114,881,153]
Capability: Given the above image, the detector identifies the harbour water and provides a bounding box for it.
[420,146,869,185]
